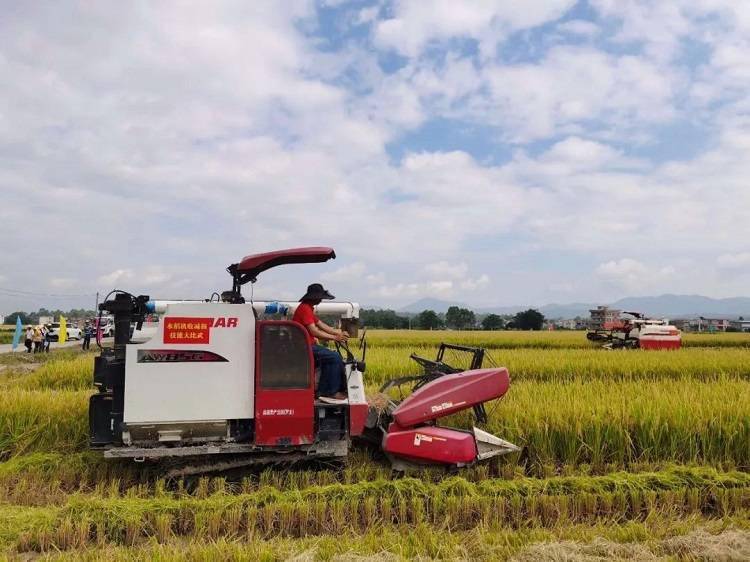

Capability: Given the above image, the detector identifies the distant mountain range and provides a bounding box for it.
[397,295,750,319]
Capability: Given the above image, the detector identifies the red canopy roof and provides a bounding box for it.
[230,247,336,284]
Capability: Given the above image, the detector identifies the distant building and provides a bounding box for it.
[671,319,691,331]
[38,315,54,325]
[0,314,5,325]
[689,318,730,332]
[729,319,750,332]
[589,306,621,330]
[556,319,580,330]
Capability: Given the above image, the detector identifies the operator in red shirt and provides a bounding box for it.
[293,283,349,401]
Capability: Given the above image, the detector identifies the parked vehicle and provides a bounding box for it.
[94,316,115,338]
[48,323,82,341]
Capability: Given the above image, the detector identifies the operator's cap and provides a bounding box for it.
[300,283,335,301]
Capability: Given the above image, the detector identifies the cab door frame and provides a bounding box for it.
[253,320,315,446]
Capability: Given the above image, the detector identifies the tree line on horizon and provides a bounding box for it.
[4,306,547,331]
[2,308,97,326]
[361,306,545,330]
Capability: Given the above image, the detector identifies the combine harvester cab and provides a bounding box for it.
[89,247,519,474]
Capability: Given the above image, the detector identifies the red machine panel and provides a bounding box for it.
[382,425,478,465]
[349,402,368,437]
[254,321,315,446]
[392,368,510,428]
[640,338,681,350]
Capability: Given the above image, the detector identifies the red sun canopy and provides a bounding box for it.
[229,247,336,285]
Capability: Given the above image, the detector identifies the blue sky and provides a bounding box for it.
[1,1,750,312]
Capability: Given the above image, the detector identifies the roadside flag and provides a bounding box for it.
[11,316,22,351]
[59,316,67,344]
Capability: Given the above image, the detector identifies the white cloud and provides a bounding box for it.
[374,280,454,299]
[49,278,76,289]
[2,2,750,312]
[596,259,677,292]
[424,261,468,280]
[717,253,750,270]
[141,268,173,286]
[557,19,600,37]
[365,272,386,285]
[98,269,135,286]
[460,274,490,291]
[482,46,679,142]
[597,258,649,279]
[356,6,379,25]
[539,137,635,171]
[321,262,366,282]
[374,0,576,57]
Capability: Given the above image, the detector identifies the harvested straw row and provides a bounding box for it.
[6,514,750,561]
[8,452,732,507]
[14,468,750,551]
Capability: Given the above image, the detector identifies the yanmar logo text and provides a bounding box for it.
[163,317,239,344]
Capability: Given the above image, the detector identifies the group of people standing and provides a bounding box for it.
[22,322,95,353]
[24,325,52,353]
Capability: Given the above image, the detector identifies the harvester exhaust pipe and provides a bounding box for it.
[473,427,520,460]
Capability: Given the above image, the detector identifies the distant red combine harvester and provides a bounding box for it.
[589,312,681,350]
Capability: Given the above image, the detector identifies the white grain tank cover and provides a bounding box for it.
[123,302,256,424]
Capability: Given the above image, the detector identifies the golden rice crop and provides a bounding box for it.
[482,377,750,469]
[364,346,750,384]
[0,389,89,458]
[1,341,749,559]
[7,346,750,394]
[366,329,750,349]
[12,356,93,391]
[2,377,747,470]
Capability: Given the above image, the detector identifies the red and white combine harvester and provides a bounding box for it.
[90,247,519,474]
[587,311,682,350]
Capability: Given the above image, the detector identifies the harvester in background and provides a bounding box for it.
[587,311,682,350]
[89,247,519,475]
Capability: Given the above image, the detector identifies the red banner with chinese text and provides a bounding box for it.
[164,317,211,344]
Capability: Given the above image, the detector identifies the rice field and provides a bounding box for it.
[0,331,749,560]
[367,329,750,349]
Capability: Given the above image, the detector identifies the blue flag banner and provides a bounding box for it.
[11,316,23,351]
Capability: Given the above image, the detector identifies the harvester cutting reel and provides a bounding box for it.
[366,343,520,471]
